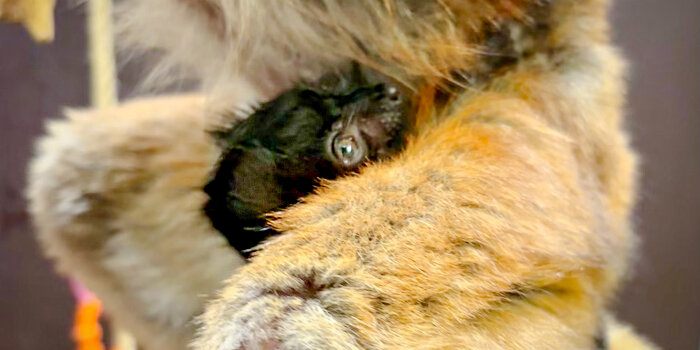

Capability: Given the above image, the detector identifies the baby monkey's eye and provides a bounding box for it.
[332,135,366,168]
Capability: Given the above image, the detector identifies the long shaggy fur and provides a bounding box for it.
[28,0,658,349]
[116,0,529,99]
[27,95,246,350]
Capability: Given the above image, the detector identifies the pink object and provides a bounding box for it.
[69,279,98,303]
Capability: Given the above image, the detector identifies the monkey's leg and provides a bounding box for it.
[193,46,642,349]
[27,94,245,350]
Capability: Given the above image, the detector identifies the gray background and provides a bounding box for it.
[1,0,698,349]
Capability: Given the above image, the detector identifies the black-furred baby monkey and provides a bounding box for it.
[204,65,412,257]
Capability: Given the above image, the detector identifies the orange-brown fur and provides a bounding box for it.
[27,0,658,349]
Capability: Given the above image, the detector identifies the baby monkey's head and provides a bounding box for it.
[203,64,412,254]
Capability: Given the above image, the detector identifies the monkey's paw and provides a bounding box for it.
[195,258,368,350]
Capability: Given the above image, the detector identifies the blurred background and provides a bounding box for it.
[1,0,698,349]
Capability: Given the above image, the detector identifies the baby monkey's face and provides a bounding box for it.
[308,66,411,170]
[325,84,409,169]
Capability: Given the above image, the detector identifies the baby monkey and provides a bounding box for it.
[204,66,411,257]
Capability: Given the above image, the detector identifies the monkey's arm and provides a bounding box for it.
[194,48,645,350]
[27,94,246,350]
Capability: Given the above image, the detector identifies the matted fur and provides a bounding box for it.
[28,0,658,349]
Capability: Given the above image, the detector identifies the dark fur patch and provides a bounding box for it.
[268,273,351,301]
[441,1,554,94]
[418,296,440,311]
[594,324,608,350]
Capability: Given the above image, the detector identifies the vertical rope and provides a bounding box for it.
[87,0,117,107]
[86,1,136,350]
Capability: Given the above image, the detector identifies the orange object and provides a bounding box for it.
[71,299,106,350]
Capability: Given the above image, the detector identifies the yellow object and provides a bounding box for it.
[87,0,117,108]
[111,327,138,350]
[0,0,56,42]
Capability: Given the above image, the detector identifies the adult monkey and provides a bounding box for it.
[28,0,657,349]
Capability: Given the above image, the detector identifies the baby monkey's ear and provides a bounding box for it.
[208,128,233,150]
[206,101,263,150]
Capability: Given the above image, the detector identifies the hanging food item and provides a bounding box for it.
[0,0,56,42]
